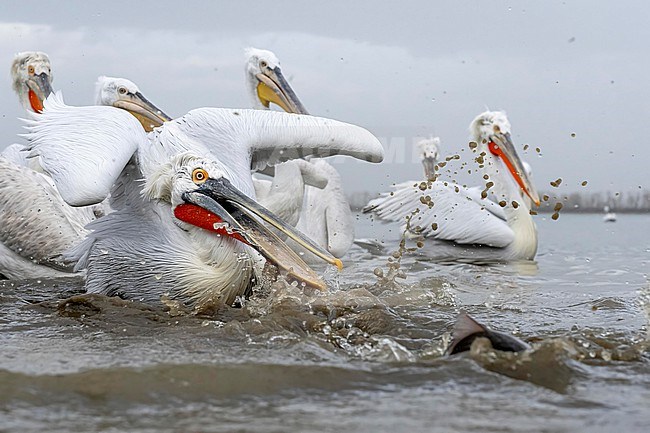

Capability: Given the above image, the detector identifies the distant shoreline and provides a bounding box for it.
[347,189,650,214]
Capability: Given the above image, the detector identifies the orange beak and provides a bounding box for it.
[488,133,540,206]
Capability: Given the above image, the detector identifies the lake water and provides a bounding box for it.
[1,213,649,432]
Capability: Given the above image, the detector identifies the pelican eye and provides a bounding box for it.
[192,168,208,184]
[118,87,127,95]
[27,65,35,75]
[260,60,268,69]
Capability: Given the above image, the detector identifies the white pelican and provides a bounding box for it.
[0,52,99,279]
[24,93,383,305]
[2,52,54,168]
[364,111,539,261]
[603,206,617,223]
[418,136,441,179]
[245,48,356,259]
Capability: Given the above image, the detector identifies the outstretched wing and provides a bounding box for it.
[23,92,146,207]
[364,180,514,248]
[144,108,383,187]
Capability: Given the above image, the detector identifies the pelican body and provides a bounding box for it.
[364,112,539,261]
[245,48,356,259]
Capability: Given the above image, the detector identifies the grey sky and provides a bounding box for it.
[0,0,648,196]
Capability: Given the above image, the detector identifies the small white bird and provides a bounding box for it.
[24,93,383,305]
[418,136,441,179]
[364,111,539,261]
[603,206,617,223]
[245,48,357,259]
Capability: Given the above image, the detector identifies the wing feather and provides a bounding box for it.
[364,180,514,247]
[146,108,382,175]
[22,92,146,206]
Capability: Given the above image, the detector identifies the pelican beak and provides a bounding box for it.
[26,73,53,113]
[256,66,308,114]
[112,91,172,132]
[489,133,540,207]
[422,156,437,179]
[179,177,343,289]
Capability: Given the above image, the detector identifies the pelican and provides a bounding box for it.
[245,48,355,259]
[364,111,539,261]
[603,206,617,223]
[0,52,99,279]
[2,52,54,168]
[24,93,383,305]
[418,136,441,179]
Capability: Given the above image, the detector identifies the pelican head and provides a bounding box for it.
[417,136,440,179]
[11,51,53,113]
[145,154,342,289]
[470,111,540,207]
[95,76,171,132]
[244,47,308,114]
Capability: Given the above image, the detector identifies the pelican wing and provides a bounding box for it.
[22,92,146,206]
[142,108,383,197]
[247,110,384,170]
[0,159,94,272]
[148,108,382,168]
[364,180,514,248]
[464,186,507,220]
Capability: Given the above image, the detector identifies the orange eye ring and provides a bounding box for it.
[27,65,35,75]
[192,168,208,184]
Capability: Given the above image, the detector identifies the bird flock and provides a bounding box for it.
[0,50,540,308]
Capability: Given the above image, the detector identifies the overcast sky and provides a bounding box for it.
[0,0,648,196]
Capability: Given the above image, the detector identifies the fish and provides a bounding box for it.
[445,312,530,355]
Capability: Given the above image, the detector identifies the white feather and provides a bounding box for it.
[23,92,146,206]
[365,180,513,247]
